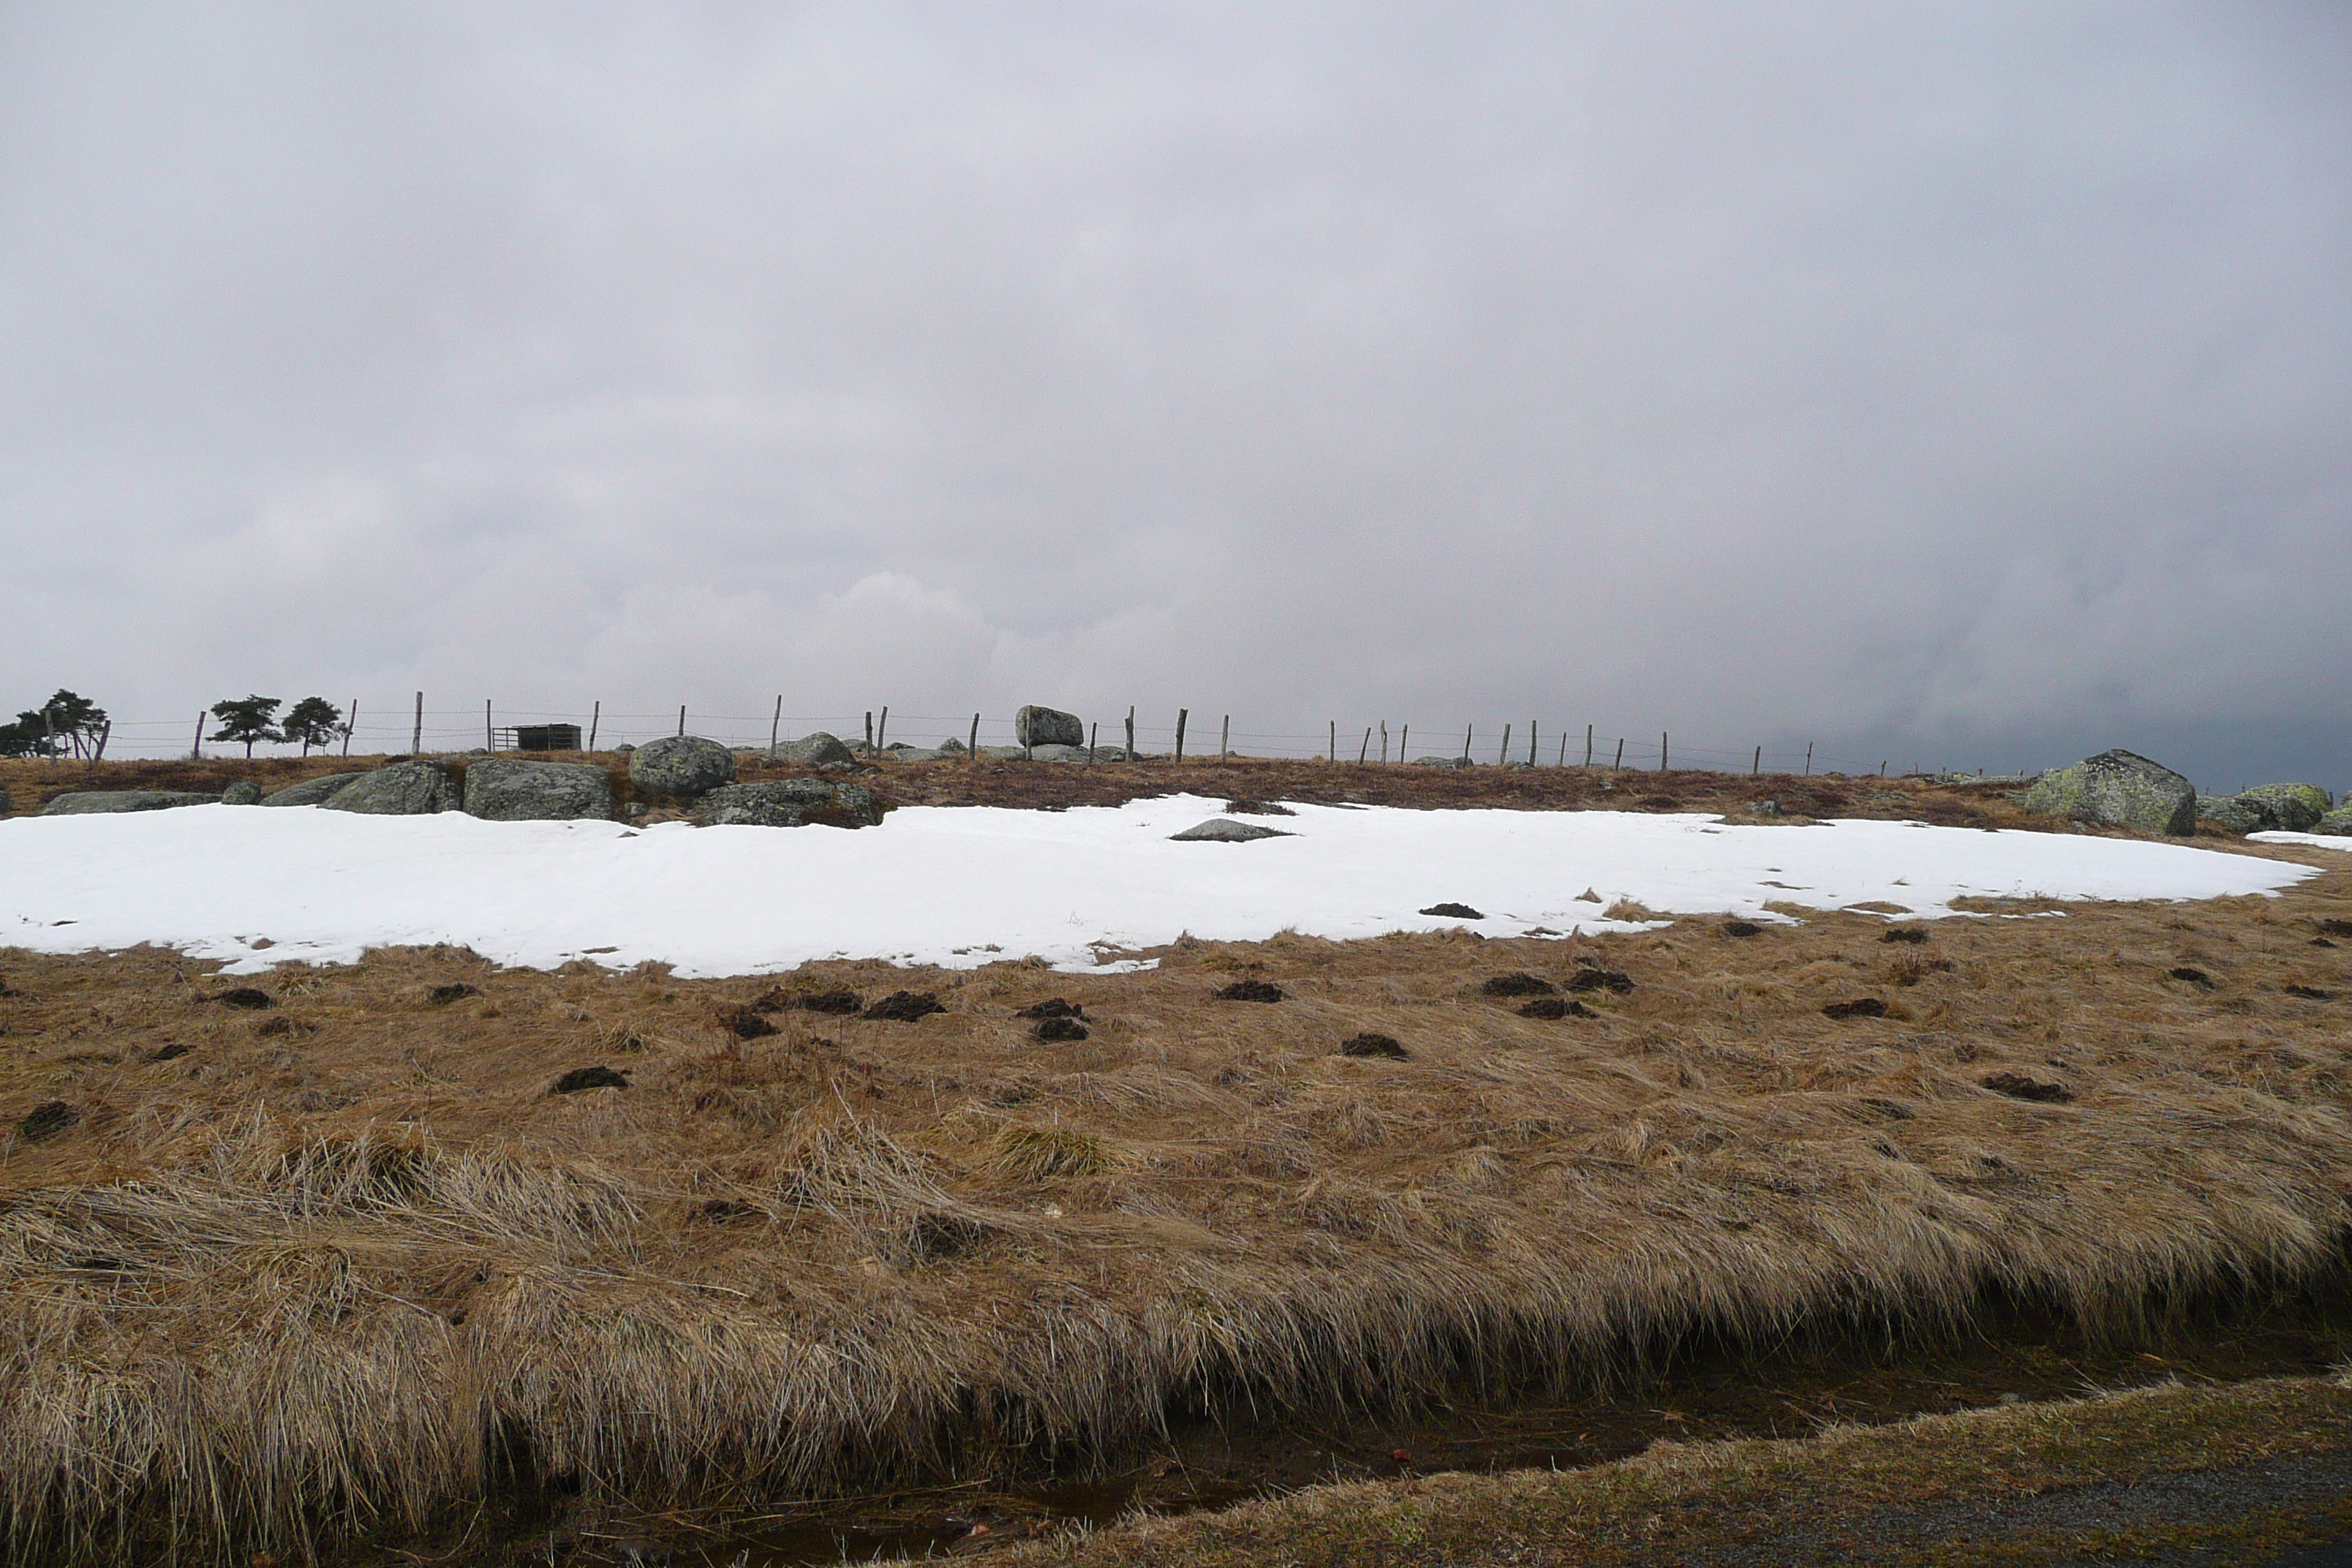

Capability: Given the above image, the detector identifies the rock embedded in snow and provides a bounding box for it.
[262,773,365,807]
[464,759,615,822]
[1014,705,1084,748]
[775,732,857,766]
[322,761,459,815]
[628,735,736,800]
[1169,818,1290,842]
[698,779,883,829]
[221,782,263,806]
[2021,750,2195,836]
[42,790,219,815]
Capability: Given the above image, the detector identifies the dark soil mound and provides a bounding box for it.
[550,1066,630,1094]
[211,987,274,1010]
[426,983,478,1004]
[1420,902,1485,919]
[1822,998,1889,1020]
[1518,997,1595,1020]
[2171,967,2216,988]
[1983,1071,2072,1104]
[2318,919,2352,937]
[1566,968,1634,995]
[1213,980,1286,1003]
[1016,998,1086,1020]
[18,1100,77,1142]
[716,1006,780,1039]
[2285,985,2336,1001]
[1880,927,1930,945]
[864,990,946,1022]
[791,990,864,1015]
[1338,1033,1409,1060]
[1722,921,1763,938]
[149,1043,189,1062]
[1030,1017,1090,1043]
[1480,972,1556,998]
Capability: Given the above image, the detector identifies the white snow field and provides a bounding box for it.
[2251,832,2352,852]
[0,795,2315,977]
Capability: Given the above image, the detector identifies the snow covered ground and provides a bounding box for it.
[0,795,2316,977]
[2251,832,2352,852]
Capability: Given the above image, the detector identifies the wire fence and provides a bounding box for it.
[39,699,2050,781]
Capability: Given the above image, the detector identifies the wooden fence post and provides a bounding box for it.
[192,712,205,760]
[342,701,358,758]
[412,692,423,754]
[1399,723,1408,762]
[877,706,889,753]
[678,705,687,738]
[1557,731,1567,767]
[1752,745,1761,777]
[1498,723,1511,766]
[769,697,781,758]
[969,712,981,762]
[1529,723,1537,766]
[1358,727,1371,764]
[1804,742,1813,777]
[1088,723,1098,766]
[485,700,494,752]
[1125,706,1135,758]
[1221,715,1230,761]
[864,711,874,755]
[587,701,600,753]
[1460,723,1473,764]
[1612,737,1624,769]
[1584,723,1593,767]
[1328,719,1336,761]
[1660,731,1668,772]
[1379,720,1389,764]
[1176,709,1188,763]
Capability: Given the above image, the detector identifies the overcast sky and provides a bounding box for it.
[2,3,2345,784]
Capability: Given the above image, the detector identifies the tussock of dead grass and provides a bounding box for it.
[0,849,2349,1558]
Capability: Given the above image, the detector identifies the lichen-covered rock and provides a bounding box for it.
[463,758,614,821]
[2238,783,2333,834]
[41,791,219,815]
[774,732,856,766]
[2313,805,2352,837]
[696,779,883,829]
[627,735,736,800]
[2020,749,2195,836]
[1014,705,1084,748]
[321,761,460,815]
[1169,818,1290,842]
[2197,794,2269,834]
[260,773,365,807]
[221,781,263,805]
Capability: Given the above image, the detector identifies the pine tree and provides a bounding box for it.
[208,696,284,759]
[281,697,344,757]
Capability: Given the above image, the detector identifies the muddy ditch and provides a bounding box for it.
[485,1274,2352,1567]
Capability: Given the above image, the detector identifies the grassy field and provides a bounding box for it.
[1,764,2348,1561]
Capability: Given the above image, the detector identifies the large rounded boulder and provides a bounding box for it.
[2020,749,2195,836]
[40,791,218,815]
[1014,705,1084,748]
[696,779,883,828]
[2236,783,2333,834]
[774,731,856,766]
[463,758,614,821]
[628,735,736,801]
[2316,805,2352,837]
[2197,794,2268,834]
[321,761,460,815]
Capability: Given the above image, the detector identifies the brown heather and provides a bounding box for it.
[0,763,2347,1560]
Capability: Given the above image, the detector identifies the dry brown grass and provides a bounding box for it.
[2,843,2351,1560]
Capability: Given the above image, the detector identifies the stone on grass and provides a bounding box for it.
[261,773,365,807]
[627,735,736,800]
[2019,749,2195,836]
[1029,743,1091,764]
[464,758,614,822]
[1412,756,1474,769]
[775,732,857,766]
[1169,818,1290,843]
[42,791,219,815]
[697,779,883,829]
[2197,794,2267,834]
[1014,705,1085,748]
[322,761,459,815]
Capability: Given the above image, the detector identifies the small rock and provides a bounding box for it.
[1338,1032,1409,1060]
[775,731,858,766]
[627,735,736,800]
[1213,979,1285,1003]
[1169,818,1290,842]
[221,781,263,805]
[1820,998,1888,1019]
[864,990,945,1022]
[18,1100,78,1142]
[1014,706,1085,748]
[1411,755,1474,769]
[260,773,365,807]
[322,762,460,815]
[550,1065,630,1093]
[1420,902,1485,919]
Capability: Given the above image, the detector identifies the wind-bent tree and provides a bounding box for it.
[209,696,284,758]
[0,712,61,758]
[0,691,108,758]
[281,697,344,757]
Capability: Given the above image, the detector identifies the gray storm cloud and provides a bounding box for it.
[1,2,2345,782]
